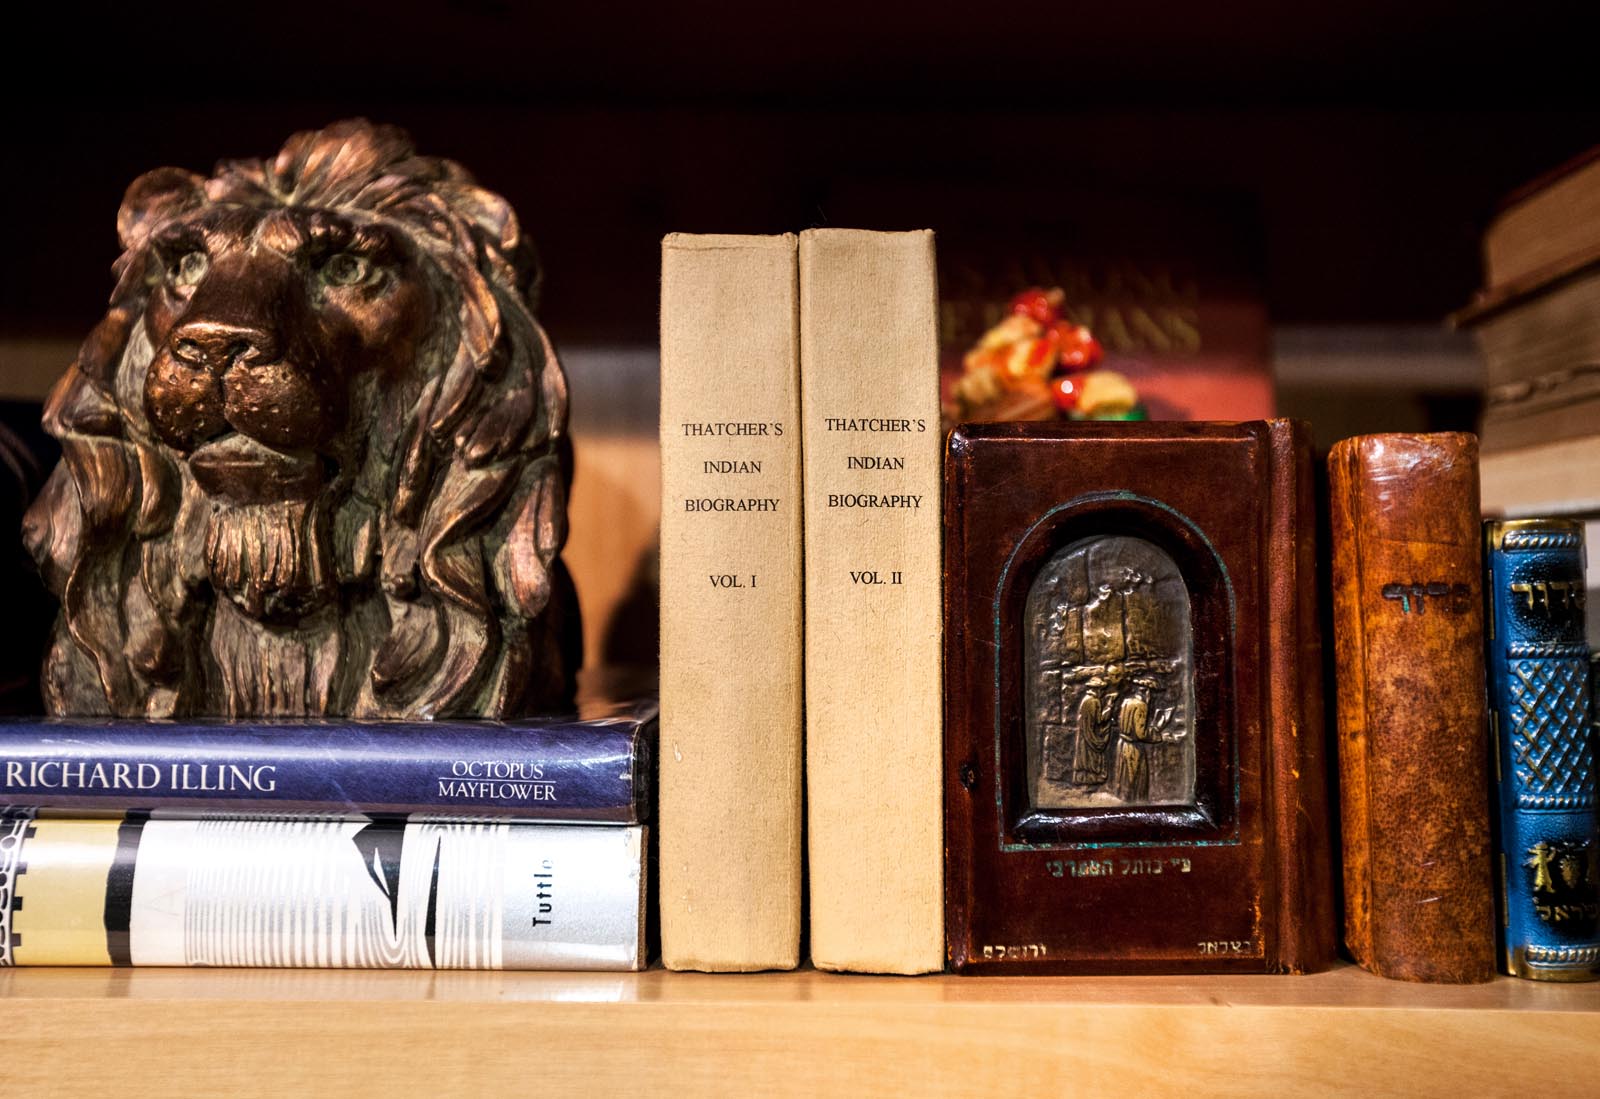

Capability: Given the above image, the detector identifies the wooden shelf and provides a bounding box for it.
[5,962,1598,1097]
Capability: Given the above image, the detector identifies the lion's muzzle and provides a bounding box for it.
[144,250,348,455]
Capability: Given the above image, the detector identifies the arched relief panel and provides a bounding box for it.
[1024,536,1196,811]
[994,492,1237,848]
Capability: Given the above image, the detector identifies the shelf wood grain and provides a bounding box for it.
[4,963,1599,1097]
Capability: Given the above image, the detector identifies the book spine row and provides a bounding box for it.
[0,810,645,970]
[0,720,649,823]
[658,229,944,973]
[1484,519,1600,980]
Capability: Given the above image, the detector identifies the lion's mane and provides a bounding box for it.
[23,120,576,718]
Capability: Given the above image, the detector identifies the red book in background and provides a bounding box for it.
[825,182,1272,423]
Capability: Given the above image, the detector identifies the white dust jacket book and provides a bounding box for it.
[658,233,804,970]
[799,228,944,973]
[0,812,646,970]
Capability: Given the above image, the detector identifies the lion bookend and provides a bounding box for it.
[21,120,579,719]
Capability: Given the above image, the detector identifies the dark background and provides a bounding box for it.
[1,1,1596,346]
[2,2,1596,702]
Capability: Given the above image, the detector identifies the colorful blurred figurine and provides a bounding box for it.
[945,287,1146,426]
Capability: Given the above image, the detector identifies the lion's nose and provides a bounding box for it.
[170,321,279,374]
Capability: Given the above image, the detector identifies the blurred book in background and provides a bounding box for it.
[1457,147,1600,516]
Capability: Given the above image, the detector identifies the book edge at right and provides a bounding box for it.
[1327,437,1376,972]
[1266,419,1335,974]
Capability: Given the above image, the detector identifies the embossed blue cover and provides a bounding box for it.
[1484,520,1599,980]
[0,700,654,824]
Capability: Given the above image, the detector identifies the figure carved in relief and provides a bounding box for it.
[1024,536,1195,809]
[1109,678,1179,802]
[22,120,577,719]
[1069,678,1110,785]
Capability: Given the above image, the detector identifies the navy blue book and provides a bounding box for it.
[1484,519,1599,981]
[0,698,654,824]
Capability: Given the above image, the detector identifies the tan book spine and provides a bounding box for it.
[658,233,802,971]
[799,228,943,974]
[1328,432,1495,983]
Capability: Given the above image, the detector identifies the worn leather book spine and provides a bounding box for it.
[943,420,1335,974]
[1328,433,1495,982]
[0,811,647,969]
[1267,420,1340,973]
[799,228,943,974]
[1484,519,1600,981]
[658,234,803,971]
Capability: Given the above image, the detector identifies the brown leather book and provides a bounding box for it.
[1328,433,1496,983]
[943,419,1335,974]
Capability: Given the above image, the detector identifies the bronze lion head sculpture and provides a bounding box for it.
[23,120,577,718]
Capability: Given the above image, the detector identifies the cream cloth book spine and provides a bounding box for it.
[799,228,943,973]
[658,233,803,971]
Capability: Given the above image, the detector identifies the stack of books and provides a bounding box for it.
[1455,145,1600,516]
[0,691,655,969]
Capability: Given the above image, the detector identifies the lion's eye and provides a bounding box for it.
[322,252,373,287]
[171,250,209,288]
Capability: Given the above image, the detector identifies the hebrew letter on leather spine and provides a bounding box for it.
[1330,433,1495,983]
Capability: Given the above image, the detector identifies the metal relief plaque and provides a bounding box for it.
[1025,535,1196,809]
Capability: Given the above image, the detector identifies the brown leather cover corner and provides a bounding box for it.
[943,419,1336,974]
[1328,433,1496,983]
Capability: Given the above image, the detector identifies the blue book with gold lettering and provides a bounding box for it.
[0,698,654,824]
[1484,519,1599,981]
